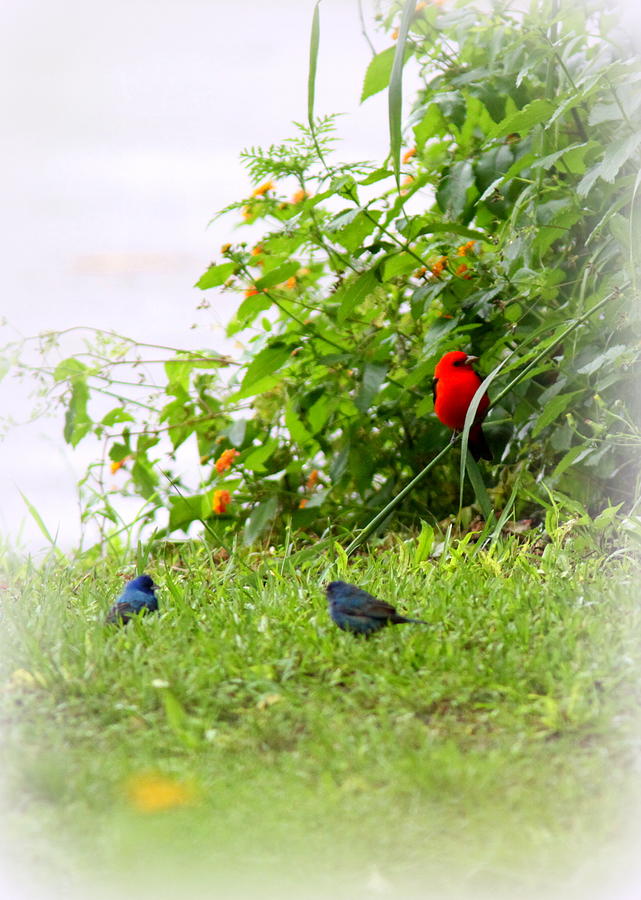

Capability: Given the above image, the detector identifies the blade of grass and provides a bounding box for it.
[464,455,493,521]
[307,1,326,168]
[486,477,521,549]
[389,0,415,189]
[459,354,515,514]
[345,437,455,557]
[18,489,66,559]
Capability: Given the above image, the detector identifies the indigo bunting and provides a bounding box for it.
[326,580,427,635]
[106,574,159,625]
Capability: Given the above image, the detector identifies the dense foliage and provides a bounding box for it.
[4,0,641,547]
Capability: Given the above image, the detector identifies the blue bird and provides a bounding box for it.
[326,580,428,635]
[106,574,159,625]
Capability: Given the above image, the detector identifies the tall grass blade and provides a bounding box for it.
[389,0,415,188]
[464,455,493,521]
[18,489,66,559]
[307,2,321,126]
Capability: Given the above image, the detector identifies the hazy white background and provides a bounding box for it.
[0,0,397,554]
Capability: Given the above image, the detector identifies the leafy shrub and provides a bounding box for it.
[3,0,641,547]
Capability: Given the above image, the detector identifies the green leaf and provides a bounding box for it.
[436,160,475,218]
[413,521,434,565]
[358,168,394,185]
[63,378,92,447]
[397,216,486,242]
[332,211,380,253]
[236,343,292,399]
[576,345,629,376]
[488,99,556,139]
[578,132,641,197]
[254,262,300,290]
[285,403,315,447]
[131,458,159,501]
[228,291,272,334]
[243,497,278,545]
[381,252,417,280]
[552,444,592,479]
[195,262,236,290]
[592,504,623,531]
[168,494,205,531]
[532,391,583,438]
[334,269,379,324]
[243,438,279,473]
[101,408,135,427]
[53,358,87,382]
[224,419,247,447]
[361,46,396,102]
[356,363,388,412]
[389,0,416,188]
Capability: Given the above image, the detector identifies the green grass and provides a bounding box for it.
[1,531,640,900]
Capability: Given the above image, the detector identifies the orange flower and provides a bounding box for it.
[244,288,261,299]
[251,180,274,197]
[242,206,252,221]
[110,455,132,474]
[455,263,472,279]
[215,448,240,473]
[220,242,232,254]
[283,276,297,290]
[291,189,308,204]
[251,244,264,256]
[306,469,319,490]
[456,240,476,257]
[391,28,399,40]
[298,498,309,509]
[430,256,448,277]
[125,773,195,813]
[402,147,417,164]
[212,489,231,514]
[414,266,428,278]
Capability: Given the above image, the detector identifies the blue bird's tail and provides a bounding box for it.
[393,615,428,625]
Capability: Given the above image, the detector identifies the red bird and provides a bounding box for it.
[433,350,492,461]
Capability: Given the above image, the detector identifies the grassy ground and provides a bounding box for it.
[1,528,640,900]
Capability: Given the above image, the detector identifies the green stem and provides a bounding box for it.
[345,436,457,557]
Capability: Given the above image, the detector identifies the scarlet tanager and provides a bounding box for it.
[433,350,492,461]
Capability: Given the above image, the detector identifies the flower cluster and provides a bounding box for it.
[212,489,232,515]
[215,448,240,473]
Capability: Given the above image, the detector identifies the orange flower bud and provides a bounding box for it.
[212,489,231,515]
[430,256,448,277]
[215,449,240,473]
[110,455,131,474]
[251,180,274,198]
